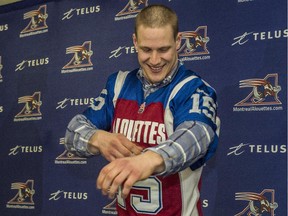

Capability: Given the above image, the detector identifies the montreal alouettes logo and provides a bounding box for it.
[14,92,42,121]
[116,0,148,17]
[7,179,35,209]
[178,26,210,56]
[20,5,48,34]
[235,189,278,216]
[235,73,281,106]
[61,41,94,73]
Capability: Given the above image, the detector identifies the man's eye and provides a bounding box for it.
[159,48,169,52]
[142,48,151,53]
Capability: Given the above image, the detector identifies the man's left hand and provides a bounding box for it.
[96,150,165,199]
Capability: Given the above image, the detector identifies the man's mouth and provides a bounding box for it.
[149,65,164,73]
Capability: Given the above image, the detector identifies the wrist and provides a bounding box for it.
[87,130,101,155]
[143,150,165,174]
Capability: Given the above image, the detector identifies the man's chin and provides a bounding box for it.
[148,75,166,84]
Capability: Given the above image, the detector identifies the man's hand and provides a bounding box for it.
[96,151,165,199]
[88,130,143,161]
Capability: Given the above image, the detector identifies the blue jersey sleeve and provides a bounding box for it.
[170,75,220,170]
[171,76,218,132]
[83,72,118,131]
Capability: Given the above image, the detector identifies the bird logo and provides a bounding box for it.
[178,26,210,56]
[15,92,42,119]
[20,5,48,34]
[235,73,281,106]
[239,79,281,104]
[235,190,278,216]
[63,41,93,69]
[7,180,35,205]
[116,0,148,17]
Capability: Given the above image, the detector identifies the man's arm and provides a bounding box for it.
[97,150,165,199]
[65,114,98,157]
[65,114,142,161]
[96,120,215,199]
[147,120,215,175]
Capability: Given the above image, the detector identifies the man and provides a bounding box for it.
[65,4,220,216]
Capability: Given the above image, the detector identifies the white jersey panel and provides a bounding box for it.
[180,167,202,216]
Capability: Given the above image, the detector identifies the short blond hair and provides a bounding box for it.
[134,4,179,39]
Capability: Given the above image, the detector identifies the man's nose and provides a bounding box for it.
[149,51,161,65]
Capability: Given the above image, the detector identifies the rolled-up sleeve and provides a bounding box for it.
[65,114,99,157]
[146,121,215,176]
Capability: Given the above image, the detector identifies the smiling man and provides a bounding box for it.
[65,4,220,216]
[133,8,180,84]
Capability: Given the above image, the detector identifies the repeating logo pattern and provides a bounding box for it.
[20,5,48,37]
[227,142,286,156]
[15,57,49,71]
[14,92,42,121]
[6,180,35,209]
[61,41,93,73]
[62,5,101,20]
[232,29,288,46]
[178,26,211,61]
[235,189,278,216]
[115,0,148,20]
[178,26,210,56]
[235,74,281,106]
[0,1,286,216]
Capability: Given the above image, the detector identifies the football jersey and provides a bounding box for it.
[83,64,219,216]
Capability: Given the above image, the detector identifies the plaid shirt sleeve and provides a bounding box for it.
[64,114,99,157]
[146,120,215,176]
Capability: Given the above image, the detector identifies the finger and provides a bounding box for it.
[108,149,124,161]
[131,145,143,155]
[118,137,143,155]
[104,147,127,161]
[109,139,134,157]
[97,163,116,191]
[121,176,136,199]
[108,169,131,199]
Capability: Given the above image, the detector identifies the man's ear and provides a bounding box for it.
[132,33,138,51]
[176,33,181,49]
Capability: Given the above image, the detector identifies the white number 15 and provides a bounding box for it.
[189,93,217,124]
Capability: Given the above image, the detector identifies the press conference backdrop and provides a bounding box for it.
[0,0,286,215]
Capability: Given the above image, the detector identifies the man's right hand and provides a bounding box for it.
[88,130,143,161]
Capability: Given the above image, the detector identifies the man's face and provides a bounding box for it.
[133,25,181,84]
